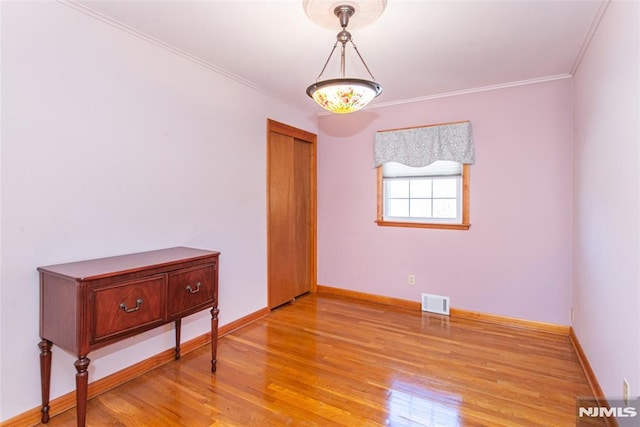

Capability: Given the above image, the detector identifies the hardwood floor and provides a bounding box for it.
[44,294,600,426]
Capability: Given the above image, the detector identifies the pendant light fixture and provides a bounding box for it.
[306,4,383,114]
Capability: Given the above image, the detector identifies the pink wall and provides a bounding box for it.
[572,1,640,401]
[317,79,574,325]
[0,2,315,420]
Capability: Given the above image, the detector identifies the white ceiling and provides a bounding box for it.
[73,0,605,114]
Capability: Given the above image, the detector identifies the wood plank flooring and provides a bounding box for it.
[44,294,600,426]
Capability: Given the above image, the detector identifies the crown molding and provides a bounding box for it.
[570,0,610,76]
[58,0,310,113]
[364,74,573,112]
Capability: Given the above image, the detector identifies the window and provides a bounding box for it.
[373,120,474,230]
[377,160,470,230]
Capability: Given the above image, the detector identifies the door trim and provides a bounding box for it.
[266,119,317,308]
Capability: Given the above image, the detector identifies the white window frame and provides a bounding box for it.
[376,162,470,230]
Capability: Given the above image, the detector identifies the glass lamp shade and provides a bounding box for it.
[306,78,382,114]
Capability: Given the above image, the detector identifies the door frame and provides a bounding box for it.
[266,119,317,308]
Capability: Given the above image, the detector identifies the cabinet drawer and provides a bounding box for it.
[168,264,215,318]
[92,275,166,342]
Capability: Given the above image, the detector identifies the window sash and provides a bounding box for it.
[376,163,470,230]
[383,175,462,223]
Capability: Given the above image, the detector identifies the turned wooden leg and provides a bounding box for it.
[39,339,53,423]
[174,318,182,360]
[211,306,219,373]
[74,356,90,427]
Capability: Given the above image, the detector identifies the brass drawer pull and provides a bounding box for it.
[119,298,143,313]
[186,282,201,294]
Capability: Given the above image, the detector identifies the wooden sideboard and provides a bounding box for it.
[38,247,220,427]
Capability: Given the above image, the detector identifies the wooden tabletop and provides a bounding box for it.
[37,247,219,281]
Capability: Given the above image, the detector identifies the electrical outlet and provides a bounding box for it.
[623,378,630,406]
[408,275,415,285]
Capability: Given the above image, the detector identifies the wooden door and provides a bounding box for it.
[267,120,316,309]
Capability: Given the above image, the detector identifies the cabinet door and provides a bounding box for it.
[168,264,216,318]
[91,275,166,343]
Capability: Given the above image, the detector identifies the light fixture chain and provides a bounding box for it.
[315,41,339,81]
[350,40,377,82]
[340,42,346,78]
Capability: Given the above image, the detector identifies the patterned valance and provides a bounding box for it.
[374,121,474,168]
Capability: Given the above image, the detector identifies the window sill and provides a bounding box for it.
[375,220,471,230]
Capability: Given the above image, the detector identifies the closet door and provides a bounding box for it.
[292,138,312,298]
[267,120,316,309]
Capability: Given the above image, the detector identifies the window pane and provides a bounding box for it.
[410,199,431,218]
[386,179,409,198]
[433,199,457,218]
[387,199,409,217]
[433,178,457,198]
[409,179,431,198]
